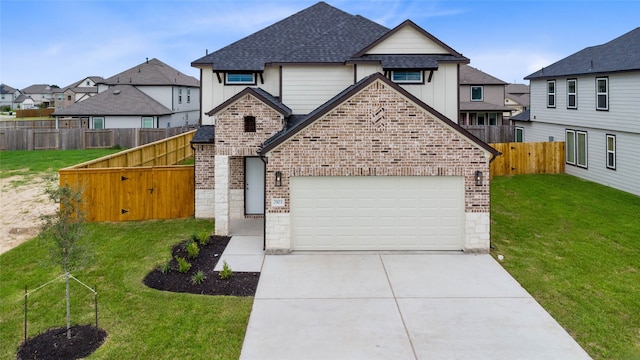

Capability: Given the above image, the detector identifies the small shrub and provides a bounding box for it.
[191,270,207,285]
[219,261,233,280]
[159,260,172,274]
[186,241,200,259]
[197,231,210,246]
[175,256,191,273]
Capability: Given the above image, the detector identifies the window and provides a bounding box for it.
[471,86,483,101]
[93,117,104,129]
[226,73,255,84]
[567,79,577,109]
[606,134,616,170]
[142,117,154,128]
[187,89,191,103]
[488,113,498,125]
[67,95,72,101]
[57,94,63,100]
[178,88,182,104]
[515,127,524,142]
[244,116,256,132]
[476,113,485,125]
[576,131,587,168]
[596,77,608,110]
[391,71,423,84]
[547,80,556,107]
[566,130,576,165]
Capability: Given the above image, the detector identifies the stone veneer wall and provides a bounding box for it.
[264,80,492,252]
[195,144,215,218]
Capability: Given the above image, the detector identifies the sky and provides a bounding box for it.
[1,0,638,90]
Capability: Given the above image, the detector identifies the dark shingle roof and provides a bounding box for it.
[206,87,292,117]
[22,84,57,94]
[259,73,499,157]
[1,84,18,94]
[52,85,172,116]
[102,58,200,87]
[526,27,640,79]
[460,65,507,85]
[510,109,530,122]
[191,125,215,144]
[192,2,389,70]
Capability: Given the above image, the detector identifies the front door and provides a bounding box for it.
[245,157,265,215]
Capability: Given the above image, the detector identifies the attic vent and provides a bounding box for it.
[113,89,121,95]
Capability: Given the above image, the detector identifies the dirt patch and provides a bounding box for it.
[0,176,57,255]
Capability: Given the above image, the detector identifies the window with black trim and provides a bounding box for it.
[471,86,483,101]
[547,80,556,107]
[391,71,422,84]
[515,127,524,142]
[576,131,587,168]
[187,89,191,103]
[566,130,576,165]
[178,88,182,104]
[244,116,256,132]
[606,134,616,170]
[567,79,577,109]
[596,77,608,110]
[226,73,255,85]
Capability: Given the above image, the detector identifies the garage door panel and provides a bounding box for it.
[291,176,463,251]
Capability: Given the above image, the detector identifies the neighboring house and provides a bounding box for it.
[504,83,530,117]
[52,58,200,129]
[520,27,640,197]
[190,2,499,253]
[21,84,57,107]
[0,84,22,110]
[54,76,104,110]
[459,65,512,125]
[14,94,36,110]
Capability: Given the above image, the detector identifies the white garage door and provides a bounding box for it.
[291,176,464,251]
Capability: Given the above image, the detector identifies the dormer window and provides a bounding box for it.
[244,116,256,132]
[226,73,255,85]
[391,71,423,84]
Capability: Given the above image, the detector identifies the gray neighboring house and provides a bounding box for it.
[459,65,512,125]
[0,84,22,110]
[505,83,530,117]
[520,27,640,197]
[53,58,200,129]
[21,84,57,108]
[53,76,104,110]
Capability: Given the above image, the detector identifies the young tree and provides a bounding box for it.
[39,180,91,339]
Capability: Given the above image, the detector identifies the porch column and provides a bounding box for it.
[215,155,230,235]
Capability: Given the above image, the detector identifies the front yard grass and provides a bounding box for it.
[0,219,253,359]
[491,174,640,359]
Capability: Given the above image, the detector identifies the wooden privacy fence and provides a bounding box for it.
[0,119,85,129]
[0,127,188,150]
[490,142,565,178]
[462,125,515,144]
[15,108,55,118]
[59,130,196,222]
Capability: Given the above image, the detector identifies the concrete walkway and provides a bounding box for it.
[223,219,591,359]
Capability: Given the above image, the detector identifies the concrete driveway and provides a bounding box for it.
[239,253,591,360]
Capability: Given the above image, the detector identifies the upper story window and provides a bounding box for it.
[86,81,90,86]
[226,73,255,85]
[471,86,483,101]
[547,80,556,108]
[566,79,577,109]
[178,88,182,104]
[57,94,63,100]
[187,89,191,103]
[244,116,256,132]
[391,71,423,84]
[596,77,608,110]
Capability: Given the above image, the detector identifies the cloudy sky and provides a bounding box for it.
[1,0,638,89]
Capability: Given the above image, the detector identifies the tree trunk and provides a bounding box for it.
[65,272,71,339]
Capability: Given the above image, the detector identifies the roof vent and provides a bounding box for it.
[113,89,121,95]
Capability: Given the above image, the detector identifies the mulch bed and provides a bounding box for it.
[142,235,260,297]
[16,325,107,360]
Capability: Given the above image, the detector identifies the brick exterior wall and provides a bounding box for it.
[215,94,283,156]
[230,156,244,190]
[195,144,215,190]
[264,80,491,214]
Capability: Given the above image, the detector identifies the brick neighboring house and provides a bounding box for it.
[21,84,57,108]
[191,2,499,253]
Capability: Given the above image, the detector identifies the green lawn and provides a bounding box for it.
[491,174,640,360]
[0,149,122,179]
[0,219,253,359]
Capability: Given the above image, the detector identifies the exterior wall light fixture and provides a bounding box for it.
[275,171,282,187]
[475,170,483,186]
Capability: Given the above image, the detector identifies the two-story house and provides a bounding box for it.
[190,2,499,253]
[0,84,21,110]
[52,58,200,129]
[53,76,104,110]
[459,65,512,125]
[21,84,57,108]
[520,27,640,196]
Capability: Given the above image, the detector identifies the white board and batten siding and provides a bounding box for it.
[525,72,640,196]
[290,176,464,251]
[281,66,354,114]
[365,26,450,54]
